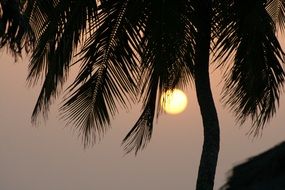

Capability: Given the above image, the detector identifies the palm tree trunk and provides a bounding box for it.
[194,0,220,190]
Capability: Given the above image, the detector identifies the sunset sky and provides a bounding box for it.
[1,49,285,190]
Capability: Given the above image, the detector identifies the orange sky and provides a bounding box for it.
[1,50,285,190]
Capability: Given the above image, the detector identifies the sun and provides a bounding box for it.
[160,89,188,115]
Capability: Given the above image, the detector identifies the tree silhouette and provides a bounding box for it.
[1,0,285,189]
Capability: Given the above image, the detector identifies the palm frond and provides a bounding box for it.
[216,0,285,135]
[27,0,98,122]
[122,75,158,154]
[122,0,195,154]
[61,0,140,145]
[61,69,111,145]
[266,0,285,32]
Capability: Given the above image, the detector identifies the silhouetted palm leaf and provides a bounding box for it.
[122,0,195,153]
[27,0,98,122]
[216,0,285,135]
[60,0,141,145]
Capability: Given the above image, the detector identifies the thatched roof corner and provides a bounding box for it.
[221,141,285,190]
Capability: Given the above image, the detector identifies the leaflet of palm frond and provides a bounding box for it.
[0,0,34,55]
[28,0,98,122]
[217,0,285,135]
[266,0,285,32]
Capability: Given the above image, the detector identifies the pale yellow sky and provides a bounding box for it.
[0,51,285,190]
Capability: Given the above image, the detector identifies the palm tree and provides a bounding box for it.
[1,0,285,190]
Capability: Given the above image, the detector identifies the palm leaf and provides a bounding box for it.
[216,0,285,135]
[27,0,98,122]
[122,74,158,154]
[122,0,195,154]
[61,0,140,145]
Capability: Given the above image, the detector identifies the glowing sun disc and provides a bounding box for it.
[161,89,188,114]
